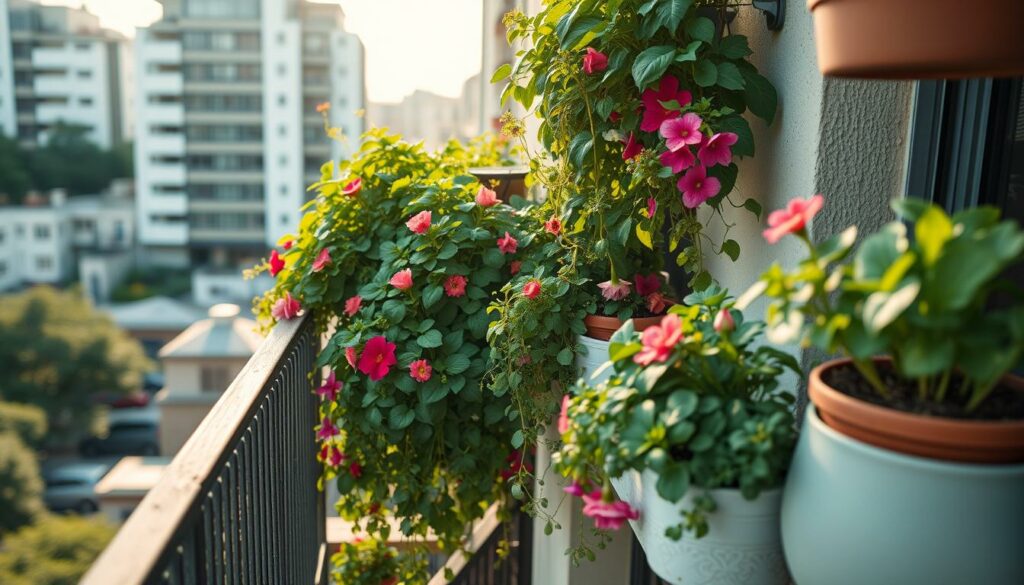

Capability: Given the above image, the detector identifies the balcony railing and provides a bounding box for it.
[82,315,325,585]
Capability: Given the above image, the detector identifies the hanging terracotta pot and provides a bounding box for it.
[807,0,1024,79]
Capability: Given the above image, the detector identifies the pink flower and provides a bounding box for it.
[563,482,585,497]
[316,416,339,440]
[357,336,397,381]
[641,76,692,133]
[647,197,658,219]
[714,308,736,333]
[349,462,363,478]
[476,186,499,207]
[763,194,825,244]
[268,250,285,276]
[621,132,642,161]
[342,177,362,197]
[523,280,541,299]
[345,346,358,368]
[598,279,632,301]
[497,232,518,255]
[634,273,662,297]
[509,261,522,275]
[282,239,294,250]
[582,47,608,74]
[660,113,703,152]
[317,370,342,401]
[328,446,346,467]
[312,248,332,272]
[390,268,413,290]
[634,313,684,365]
[698,132,739,167]
[558,395,571,434]
[646,292,670,314]
[659,147,696,174]
[678,165,721,209]
[344,295,362,317]
[544,215,562,236]
[271,293,301,320]
[409,359,432,382]
[609,111,622,123]
[405,210,431,234]
[444,274,467,298]
[499,451,533,481]
[582,490,639,531]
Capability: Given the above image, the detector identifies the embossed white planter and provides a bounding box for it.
[577,334,613,385]
[611,470,790,585]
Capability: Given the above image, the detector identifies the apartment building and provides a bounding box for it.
[0,0,133,149]
[134,0,365,273]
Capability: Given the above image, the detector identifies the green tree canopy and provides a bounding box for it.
[0,287,151,436]
[0,514,117,585]
[0,432,44,535]
[0,401,47,449]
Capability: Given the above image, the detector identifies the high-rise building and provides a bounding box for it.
[134,0,365,272]
[0,0,133,149]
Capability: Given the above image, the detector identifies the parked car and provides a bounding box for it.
[79,420,160,457]
[93,390,151,409]
[43,462,112,514]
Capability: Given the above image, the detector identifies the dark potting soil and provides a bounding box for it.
[822,362,1024,422]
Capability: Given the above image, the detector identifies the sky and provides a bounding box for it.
[39,0,483,104]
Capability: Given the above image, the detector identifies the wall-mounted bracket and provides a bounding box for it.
[753,0,785,31]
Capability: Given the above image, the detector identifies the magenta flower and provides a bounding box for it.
[344,295,362,317]
[328,446,346,467]
[317,370,342,401]
[646,291,669,314]
[497,232,518,255]
[640,76,693,133]
[558,395,571,434]
[634,313,684,366]
[714,308,736,333]
[509,261,522,276]
[647,197,658,219]
[345,346,358,368]
[598,279,632,301]
[698,132,739,167]
[582,490,640,531]
[312,248,332,272]
[342,177,362,197]
[409,359,432,383]
[476,186,499,207]
[563,481,585,497]
[621,132,643,161]
[660,113,703,152]
[271,292,301,320]
[349,461,363,478]
[282,239,294,250]
[522,280,541,299]
[316,416,339,441]
[677,165,721,209]
[634,273,662,297]
[405,210,431,235]
[659,147,696,174]
[357,336,397,381]
[763,194,824,244]
[582,47,608,74]
[268,250,285,277]
[444,274,467,298]
[390,268,413,290]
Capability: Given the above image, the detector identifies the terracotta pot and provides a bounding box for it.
[468,166,529,202]
[809,358,1024,463]
[807,0,1024,79]
[583,313,664,341]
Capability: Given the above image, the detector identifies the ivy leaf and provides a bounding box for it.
[685,16,715,43]
[715,62,745,90]
[417,329,443,348]
[742,198,762,218]
[632,45,677,90]
[388,405,415,430]
[722,239,740,262]
[718,35,752,59]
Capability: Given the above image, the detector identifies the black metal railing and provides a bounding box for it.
[428,507,533,585]
[82,315,324,585]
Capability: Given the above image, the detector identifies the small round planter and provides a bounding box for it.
[809,358,1024,463]
[807,0,1024,79]
[782,405,1024,585]
[578,315,667,385]
[583,313,663,341]
[611,470,789,585]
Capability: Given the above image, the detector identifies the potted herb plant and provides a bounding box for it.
[554,287,799,584]
[330,537,418,585]
[744,195,1024,585]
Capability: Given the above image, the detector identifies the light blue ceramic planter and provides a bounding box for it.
[781,405,1024,585]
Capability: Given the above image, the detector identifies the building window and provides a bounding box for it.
[200,366,231,393]
[34,224,51,240]
[278,154,287,167]
[35,256,53,270]
[280,214,289,225]
[77,70,92,79]
[278,94,286,106]
[79,97,93,106]
[75,42,91,51]
[278,125,286,137]
[280,184,288,196]
[277,63,286,76]
[277,31,286,45]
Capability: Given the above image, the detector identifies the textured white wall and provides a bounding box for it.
[0,0,15,137]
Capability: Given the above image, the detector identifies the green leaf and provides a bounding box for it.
[420,383,448,404]
[417,329,443,348]
[655,0,693,34]
[721,239,740,262]
[388,405,415,430]
[742,198,762,218]
[674,39,702,63]
[718,35,751,59]
[632,45,677,90]
[511,429,524,449]
[854,223,907,280]
[862,280,920,333]
[568,131,594,170]
[382,299,406,323]
[559,16,602,50]
[446,354,471,374]
[715,62,745,90]
[915,205,953,266]
[685,16,715,43]
[900,333,954,377]
[667,390,699,417]
[556,347,574,366]
[693,60,718,87]
[716,116,753,157]
[490,63,512,84]
[741,67,777,124]
[422,284,443,309]
[656,462,691,502]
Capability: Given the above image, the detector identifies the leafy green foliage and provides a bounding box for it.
[0,402,47,449]
[751,199,1024,412]
[0,287,151,439]
[330,537,425,585]
[0,432,44,535]
[554,288,797,540]
[0,514,117,585]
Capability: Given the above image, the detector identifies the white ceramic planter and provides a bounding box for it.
[782,405,1024,585]
[577,334,612,385]
[611,469,790,585]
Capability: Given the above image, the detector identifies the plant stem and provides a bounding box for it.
[966,379,997,413]
[934,369,952,402]
[850,358,891,400]
[917,376,928,402]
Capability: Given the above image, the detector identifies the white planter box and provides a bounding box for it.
[577,334,612,384]
[611,470,790,585]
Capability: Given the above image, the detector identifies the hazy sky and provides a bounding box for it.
[39,0,483,103]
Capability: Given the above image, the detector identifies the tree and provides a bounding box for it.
[0,134,31,202]
[0,432,44,535]
[0,401,47,449]
[0,287,151,436]
[0,515,117,585]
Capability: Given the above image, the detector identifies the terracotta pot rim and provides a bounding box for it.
[809,357,1024,432]
[583,311,668,341]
